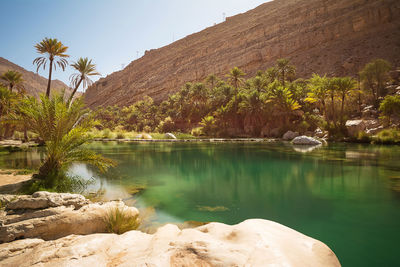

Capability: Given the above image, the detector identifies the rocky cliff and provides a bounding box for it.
[85,0,400,108]
[0,57,72,97]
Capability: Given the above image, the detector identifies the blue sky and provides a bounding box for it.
[1,0,268,91]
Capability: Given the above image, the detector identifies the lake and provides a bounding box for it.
[1,141,400,266]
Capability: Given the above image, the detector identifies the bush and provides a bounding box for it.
[356,131,371,143]
[379,95,400,123]
[156,116,175,133]
[143,125,152,133]
[372,128,400,144]
[104,207,140,234]
[191,127,203,137]
[102,128,112,139]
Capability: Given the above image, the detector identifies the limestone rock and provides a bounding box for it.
[85,0,400,108]
[283,130,299,140]
[0,219,341,266]
[165,133,177,139]
[0,193,138,243]
[366,125,384,135]
[292,136,322,146]
[346,119,366,137]
[314,128,325,138]
[6,191,88,210]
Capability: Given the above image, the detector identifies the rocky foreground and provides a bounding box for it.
[0,192,340,266]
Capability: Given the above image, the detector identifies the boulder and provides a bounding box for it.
[282,130,299,140]
[0,192,138,243]
[366,125,384,135]
[0,219,340,266]
[164,133,177,139]
[269,128,280,138]
[292,136,322,146]
[346,120,366,137]
[135,133,153,140]
[6,191,88,210]
[314,128,325,138]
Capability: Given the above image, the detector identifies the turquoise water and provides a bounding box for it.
[1,142,400,266]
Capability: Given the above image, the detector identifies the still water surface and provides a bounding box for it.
[1,142,400,266]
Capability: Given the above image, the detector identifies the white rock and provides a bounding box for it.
[345,119,366,137]
[282,130,299,140]
[164,133,177,139]
[292,136,322,145]
[0,192,138,243]
[0,219,340,267]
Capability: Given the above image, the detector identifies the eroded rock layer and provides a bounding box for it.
[85,0,400,107]
[0,219,341,266]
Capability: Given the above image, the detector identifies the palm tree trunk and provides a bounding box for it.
[68,77,83,104]
[331,94,336,126]
[46,59,54,97]
[340,94,345,126]
[9,84,13,92]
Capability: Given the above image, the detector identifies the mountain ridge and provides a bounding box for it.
[0,57,72,97]
[85,0,400,108]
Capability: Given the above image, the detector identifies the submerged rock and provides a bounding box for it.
[0,219,340,266]
[282,130,299,140]
[0,192,138,243]
[292,136,322,146]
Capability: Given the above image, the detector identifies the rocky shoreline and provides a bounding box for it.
[0,192,341,266]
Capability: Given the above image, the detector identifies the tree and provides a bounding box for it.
[360,59,392,106]
[0,86,20,139]
[19,94,114,185]
[276,58,296,86]
[268,84,301,128]
[205,74,218,89]
[68,57,100,103]
[0,70,24,93]
[305,74,329,119]
[33,38,69,97]
[227,67,245,94]
[332,77,357,124]
[379,95,400,124]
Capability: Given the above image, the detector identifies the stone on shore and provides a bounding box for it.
[346,119,366,137]
[282,130,299,140]
[292,136,322,146]
[165,133,177,139]
[0,219,341,267]
[0,192,138,243]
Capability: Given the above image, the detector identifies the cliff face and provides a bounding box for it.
[85,0,400,108]
[0,57,71,97]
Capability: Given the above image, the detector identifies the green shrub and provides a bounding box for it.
[104,207,140,234]
[143,125,152,133]
[102,128,112,139]
[156,116,175,133]
[116,132,125,139]
[372,128,400,144]
[379,95,400,123]
[12,131,24,140]
[191,127,203,137]
[356,131,371,143]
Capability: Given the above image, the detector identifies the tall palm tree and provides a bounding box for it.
[33,38,69,97]
[276,58,296,86]
[227,67,246,93]
[68,57,100,103]
[305,74,329,119]
[333,77,357,124]
[0,70,24,93]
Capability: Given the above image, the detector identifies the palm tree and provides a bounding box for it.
[33,38,69,97]
[276,58,296,86]
[332,77,357,124]
[0,70,24,93]
[227,67,246,94]
[305,74,329,119]
[68,57,100,103]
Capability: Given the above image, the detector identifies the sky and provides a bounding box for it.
[0,0,269,91]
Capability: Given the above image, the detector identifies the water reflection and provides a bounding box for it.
[1,142,400,266]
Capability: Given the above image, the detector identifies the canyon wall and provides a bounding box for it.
[85,0,400,107]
